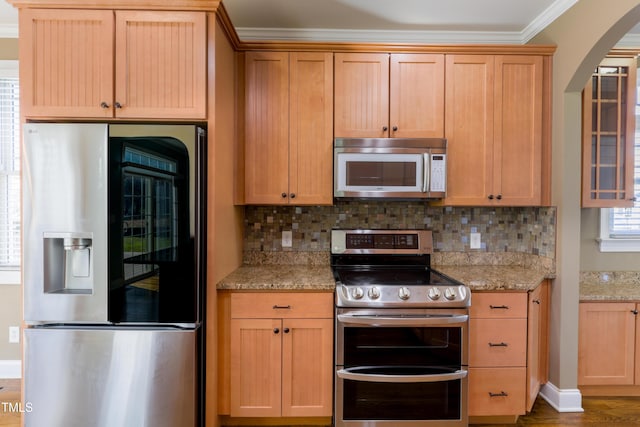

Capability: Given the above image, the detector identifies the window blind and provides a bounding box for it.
[0,77,20,267]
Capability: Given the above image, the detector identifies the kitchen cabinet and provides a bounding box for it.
[444,55,544,206]
[469,283,549,421]
[581,57,636,207]
[334,52,445,138]
[225,292,333,418]
[244,51,333,205]
[19,9,206,119]
[578,302,639,388]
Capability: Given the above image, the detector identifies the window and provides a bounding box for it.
[0,61,20,274]
[600,69,640,251]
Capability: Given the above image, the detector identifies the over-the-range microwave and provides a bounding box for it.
[334,138,447,199]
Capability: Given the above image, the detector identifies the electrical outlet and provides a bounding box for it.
[282,230,293,248]
[470,232,481,249]
[8,326,19,344]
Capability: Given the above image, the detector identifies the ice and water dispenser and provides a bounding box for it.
[43,232,93,294]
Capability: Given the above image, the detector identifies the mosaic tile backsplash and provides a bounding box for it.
[244,201,556,258]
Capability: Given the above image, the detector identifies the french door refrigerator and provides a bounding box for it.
[22,123,206,427]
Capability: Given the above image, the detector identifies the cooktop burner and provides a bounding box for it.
[331,229,471,308]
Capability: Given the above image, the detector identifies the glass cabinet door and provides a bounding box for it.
[582,57,636,207]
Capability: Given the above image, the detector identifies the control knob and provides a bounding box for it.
[427,287,442,301]
[444,287,458,301]
[368,287,381,300]
[398,286,411,301]
[351,287,364,300]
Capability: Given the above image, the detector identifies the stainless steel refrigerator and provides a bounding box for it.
[22,123,206,427]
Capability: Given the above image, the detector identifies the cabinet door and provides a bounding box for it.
[19,9,114,118]
[289,52,334,205]
[244,52,290,204]
[581,57,636,207]
[526,283,544,411]
[444,55,495,205]
[494,55,543,205]
[114,11,206,119]
[230,318,282,417]
[389,54,445,138]
[578,302,636,385]
[281,318,333,417]
[334,53,390,137]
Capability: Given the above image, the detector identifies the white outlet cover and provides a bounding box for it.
[470,232,481,249]
[8,326,19,343]
[282,230,293,248]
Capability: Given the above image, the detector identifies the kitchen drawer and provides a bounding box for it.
[470,292,528,318]
[470,318,527,367]
[468,367,526,416]
[230,292,333,319]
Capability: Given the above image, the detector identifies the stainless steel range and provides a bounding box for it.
[331,229,471,427]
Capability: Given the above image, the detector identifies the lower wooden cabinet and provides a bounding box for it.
[578,302,639,389]
[469,282,549,421]
[220,292,334,419]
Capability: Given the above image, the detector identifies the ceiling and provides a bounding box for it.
[1,0,640,45]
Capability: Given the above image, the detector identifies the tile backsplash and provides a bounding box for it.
[244,201,556,258]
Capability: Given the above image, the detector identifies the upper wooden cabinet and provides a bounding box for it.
[444,55,544,206]
[581,57,637,208]
[334,53,445,138]
[19,9,206,119]
[244,51,334,205]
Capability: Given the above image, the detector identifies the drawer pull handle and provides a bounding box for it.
[489,305,509,310]
[273,328,280,334]
[488,342,508,347]
[273,305,292,310]
[489,391,508,398]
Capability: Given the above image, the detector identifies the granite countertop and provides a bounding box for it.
[435,265,550,292]
[580,272,640,301]
[216,264,335,291]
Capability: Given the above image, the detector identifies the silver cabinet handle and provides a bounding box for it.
[337,368,468,383]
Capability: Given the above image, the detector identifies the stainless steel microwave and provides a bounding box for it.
[334,138,447,199]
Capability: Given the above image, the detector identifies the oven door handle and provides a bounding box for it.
[336,368,468,383]
[337,314,468,327]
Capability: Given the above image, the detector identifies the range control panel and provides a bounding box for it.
[332,229,433,255]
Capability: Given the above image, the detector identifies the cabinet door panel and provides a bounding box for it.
[282,318,333,417]
[289,52,334,205]
[334,53,390,137]
[114,11,206,119]
[494,55,543,205]
[444,55,494,205]
[578,302,636,385]
[19,9,114,118]
[230,318,282,417]
[390,54,445,137]
[244,52,290,204]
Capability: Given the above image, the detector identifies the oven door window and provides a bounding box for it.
[343,326,462,367]
[336,153,424,192]
[340,366,464,421]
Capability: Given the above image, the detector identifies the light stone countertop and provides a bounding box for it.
[580,271,640,301]
[216,264,335,291]
[435,264,550,292]
[216,263,550,292]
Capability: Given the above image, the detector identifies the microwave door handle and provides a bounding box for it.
[422,153,430,193]
[337,368,468,383]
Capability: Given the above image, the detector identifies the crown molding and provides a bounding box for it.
[235,27,530,45]
[521,0,578,43]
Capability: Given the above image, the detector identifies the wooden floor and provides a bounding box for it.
[2,377,640,426]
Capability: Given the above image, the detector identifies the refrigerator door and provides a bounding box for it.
[24,327,197,427]
[23,123,109,323]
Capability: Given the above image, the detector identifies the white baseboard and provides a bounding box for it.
[539,382,584,412]
[0,360,21,379]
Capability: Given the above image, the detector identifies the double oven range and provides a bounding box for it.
[331,229,471,427]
